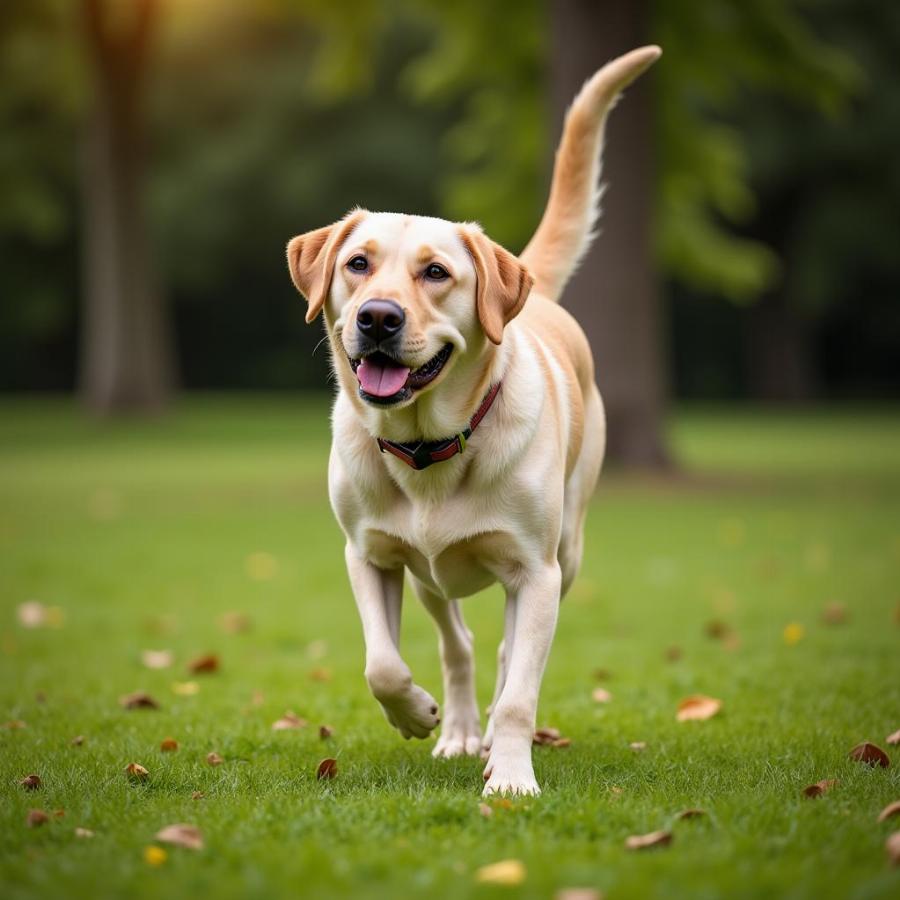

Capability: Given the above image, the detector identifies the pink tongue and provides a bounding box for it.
[357,358,411,398]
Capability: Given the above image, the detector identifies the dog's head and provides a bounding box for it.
[287,210,533,408]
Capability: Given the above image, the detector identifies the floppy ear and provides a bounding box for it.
[459,228,534,344]
[287,209,366,323]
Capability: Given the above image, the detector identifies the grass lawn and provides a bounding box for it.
[2,395,899,899]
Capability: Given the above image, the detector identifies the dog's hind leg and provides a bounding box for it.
[345,545,441,740]
[413,578,482,758]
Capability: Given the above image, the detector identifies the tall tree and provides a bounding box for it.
[79,0,173,413]
[550,0,668,465]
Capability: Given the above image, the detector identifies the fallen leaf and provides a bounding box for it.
[533,727,561,746]
[120,691,160,710]
[887,832,900,867]
[552,737,572,748]
[206,752,223,766]
[53,809,65,818]
[219,611,251,634]
[191,791,204,800]
[171,681,199,696]
[478,803,493,818]
[20,774,41,790]
[309,667,332,682]
[676,695,722,722]
[625,830,672,851]
[665,645,683,662]
[160,737,178,752]
[144,846,167,866]
[887,729,900,746]
[804,779,838,798]
[592,688,612,703]
[316,757,338,780]
[71,735,85,746]
[245,551,278,581]
[187,654,219,675]
[475,859,526,885]
[4,719,26,730]
[155,823,203,850]
[141,649,173,670]
[783,622,805,645]
[593,668,612,681]
[848,742,890,768]
[26,809,49,828]
[704,620,732,640]
[319,725,334,739]
[75,827,94,838]
[877,800,900,823]
[125,762,150,782]
[675,808,706,820]
[629,742,647,752]
[272,711,307,731]
[821,602,847,625]
[555,890,602,900]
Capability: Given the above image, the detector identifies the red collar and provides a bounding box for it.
[376,383,502,471]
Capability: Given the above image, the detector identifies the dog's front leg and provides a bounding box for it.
[483,563,561,796]
[344,544,441,740]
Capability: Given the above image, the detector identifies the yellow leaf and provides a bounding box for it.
[475,859,526,885]
[144,846,167,866]
[783,623,805,645]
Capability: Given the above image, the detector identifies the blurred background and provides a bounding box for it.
[0,0,898,464]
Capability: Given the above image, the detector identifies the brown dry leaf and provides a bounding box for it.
[848,742,890,768]
[120,691,160,710]
[555,890,603,900]
[877,800,900,823]
[191,791,204,800]
[316,757,338,780]
[533,727,561,746]
[141,649,173,670]
[593,668,612,681]
[206,752,224,767]
[704,620,732,640]
[629,742,647,752]
[665,645,683,662]
[53,809,65,818]
[309,667,332,682]
[887,832,900,867]
[20,774,41,790]
[887,729,900,746]
[319,725,334,740]
[272,711,307,731]
[219,611,252,634]
[125,762,150,782]
[71,735,85,746]
[478,802,493,818]
[475,859,526,885]
[803,779,838,798]
[676,695,722,722]
[172,681,199,696]
[625,830,672,851]
[26,809,49,828]
[675,808,706,820]
[552,737,572,748]
[592,688,612,704]
[155,823,203,851]
[160,737,178,752]
[75,827,95,838]
[821,602,847,625]
[3,720,26,730]
[187,654,219,675]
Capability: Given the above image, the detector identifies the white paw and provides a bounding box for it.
[432,705,482,758]
[378,682,441,740]
[482,752,541,796]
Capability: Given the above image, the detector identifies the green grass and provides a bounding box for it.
[2,396,899,899]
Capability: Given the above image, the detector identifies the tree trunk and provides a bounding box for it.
[79,0,174,413]
[549,0,669,466]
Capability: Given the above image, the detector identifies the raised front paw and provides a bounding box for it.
[378,682,441,740]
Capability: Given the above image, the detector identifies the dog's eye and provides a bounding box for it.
[424,263,450,281]
[346,255,368,273]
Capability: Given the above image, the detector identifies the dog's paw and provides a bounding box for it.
[482,752,541,797]
[379,682,441,740]
[432,705,482,758]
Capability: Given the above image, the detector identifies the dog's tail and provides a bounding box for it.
[520,45,662,303]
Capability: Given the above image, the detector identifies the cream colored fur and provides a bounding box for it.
[286,46,661,795]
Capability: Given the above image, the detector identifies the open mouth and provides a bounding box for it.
[349,344,453,405]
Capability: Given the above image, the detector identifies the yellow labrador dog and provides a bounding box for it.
[287,46,661,795]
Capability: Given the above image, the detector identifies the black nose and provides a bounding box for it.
[356,299,405,343]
